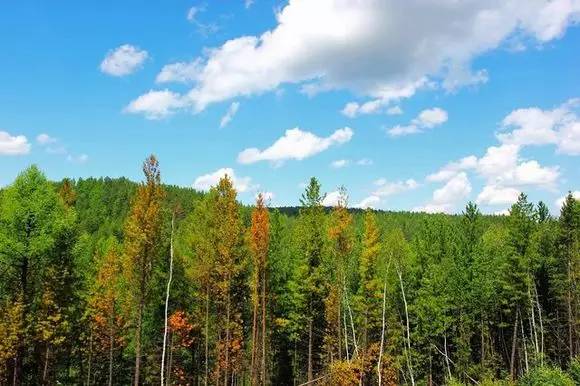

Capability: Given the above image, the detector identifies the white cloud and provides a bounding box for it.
[331,159,349,168]
[555,191,580,210]
[193,167,254,192]
[256,191,274,202]
[220,102,240,128]
[388,107,448,137]
[476,185,520,205]
[322,190,342,207]
[497,98,580,155]
[36,133,57,145]
[356,158,373,166]
[0,131,30,155]
[36,133,88,163]
[386,106,403,115]
[415,108,448,128]
[238,127,353,165]
[186,5,219,36]
[388,125,421,137]
[355,195,380,209]
[341,79,426,117]
[427,155,478,182]
[140,0,580,113]
[245,0,254,9]
[373,178,419,197]
[415,172,471,213]
[187,6,201,22]
[67,154,89,164]
[100,44,148,76]
[494,209,510,216]
[156,60,202,84]
[125,90,187,119]
[477,145,559,189]
[476,144,520,180]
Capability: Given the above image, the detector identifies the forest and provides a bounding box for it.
[0,155,579,386]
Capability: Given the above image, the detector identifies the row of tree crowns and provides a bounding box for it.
[0,154,579,386]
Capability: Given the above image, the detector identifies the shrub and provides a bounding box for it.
[519,366,574,386]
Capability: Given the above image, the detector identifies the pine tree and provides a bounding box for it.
[557,193,579,360]
[293,177,327,382]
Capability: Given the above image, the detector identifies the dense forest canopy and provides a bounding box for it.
[0,157,579,386]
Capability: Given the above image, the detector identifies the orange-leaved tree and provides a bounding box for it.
[249,193,270,385]
[123,155,165,386]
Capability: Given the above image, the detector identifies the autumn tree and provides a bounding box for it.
[205,175,246,385]
[123,155,165,386]
[325,186,355,368]
[249,193,270,385]
[88,239,125,386]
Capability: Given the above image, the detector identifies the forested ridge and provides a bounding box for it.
[0,156,579,386]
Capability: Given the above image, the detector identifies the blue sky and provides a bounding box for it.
[1,0,579,213]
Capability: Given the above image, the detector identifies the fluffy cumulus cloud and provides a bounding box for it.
[100,44,148,76]
[130,0,580,117]
[476,185,520,205]
[156,60,202,84]
[415,172,472,213]
[355,195,380,209]
[428,143,558,206]
[427,156,478,182]
[387,107,448,137]
[322,190,342,207]
[0,131,30,155]
[497,98,580,155]
[425,99,579,209]
[373,178,419,197]
[238,127,353,165]
[193,167,254,192]
[125,90,186,119]
[220,102,240,128]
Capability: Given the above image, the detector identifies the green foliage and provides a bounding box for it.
[0,165,579,385]
[519,365,575,386]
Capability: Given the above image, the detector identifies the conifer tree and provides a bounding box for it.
[557,193,579,360]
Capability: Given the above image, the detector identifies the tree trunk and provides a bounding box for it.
[134,293,144,386]
[568,260,574,360]
[261,268,267,385]
[161,212,175,386]
[251,278,258,386]
[377,280,387,386]
[307,319,313,383]
[205,288,209,386]
[42,345,50,385]
[397,266,415,386]
[225,277,231,386]
[109,309,115,386]
[510,310,519,380]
